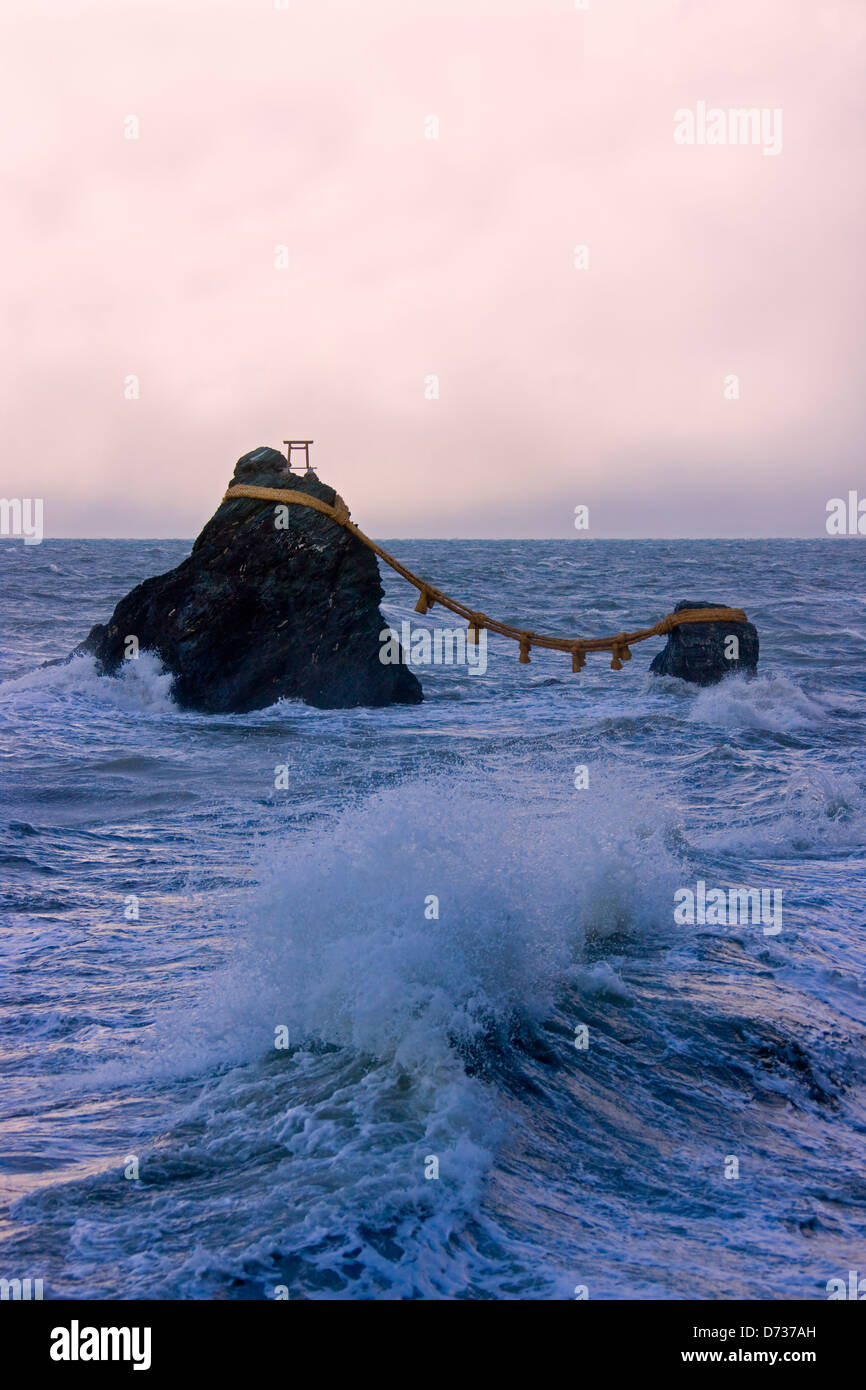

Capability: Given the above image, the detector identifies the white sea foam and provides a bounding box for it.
[0,650,175,713]
[47,771,680,1299]
[693,769,865,859]
[81,770,681,1095]
[688,673,828,732]
[206,774,677,1068]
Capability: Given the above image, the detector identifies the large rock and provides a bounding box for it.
[72,447,423,711]
[649,599,758,685]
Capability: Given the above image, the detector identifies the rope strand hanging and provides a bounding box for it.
[223,484,748,672]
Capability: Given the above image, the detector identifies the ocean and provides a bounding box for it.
[1,536,864,1300]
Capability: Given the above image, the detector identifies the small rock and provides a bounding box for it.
[649,599,759,685]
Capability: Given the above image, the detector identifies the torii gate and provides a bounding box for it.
[283,440,314,473]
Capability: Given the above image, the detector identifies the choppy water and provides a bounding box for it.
[1,536,865,1300]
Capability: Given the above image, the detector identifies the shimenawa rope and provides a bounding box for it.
[222,484,747,672]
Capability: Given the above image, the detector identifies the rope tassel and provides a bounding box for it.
[519,634,532,664]
[414,587,433,615]
[467,613,485,645]
[609,636,632,670]
[571,646,586,674]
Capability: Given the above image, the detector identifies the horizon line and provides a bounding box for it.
[9,534,862,544]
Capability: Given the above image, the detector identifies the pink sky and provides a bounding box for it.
[2,0,864,537]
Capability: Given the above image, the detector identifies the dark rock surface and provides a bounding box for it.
[72,447,423,711]
[649,599,759,685]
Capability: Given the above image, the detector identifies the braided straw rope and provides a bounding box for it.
[222,484,748,671]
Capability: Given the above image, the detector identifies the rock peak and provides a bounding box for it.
[70,450,422,711]
[232,446,292,487]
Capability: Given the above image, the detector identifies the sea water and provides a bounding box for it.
[0,537,864,1299]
